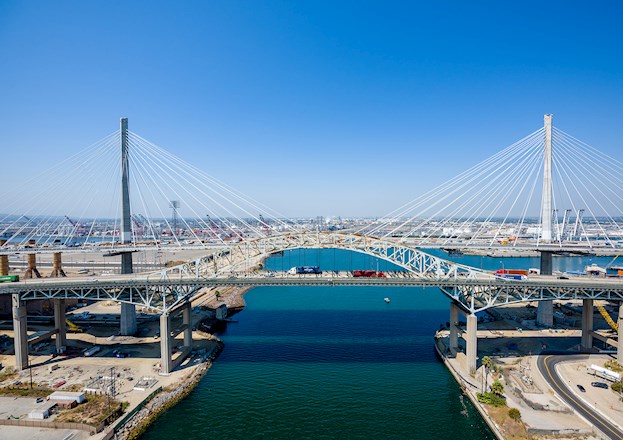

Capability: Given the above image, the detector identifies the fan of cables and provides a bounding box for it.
[0,129,302,250]
[357,125,623,249]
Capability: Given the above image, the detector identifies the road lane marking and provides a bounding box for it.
[542,355,622,440]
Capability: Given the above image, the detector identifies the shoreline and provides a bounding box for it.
[434,335,504,439]
[110,286,250,440]
[111,342,224,440]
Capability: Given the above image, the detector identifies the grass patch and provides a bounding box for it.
[0,366,18,383]
[508,407,521,421]
[56,394,122,425]
[0,386,52,398]
[488,405,530,440]
[605,360,622,373]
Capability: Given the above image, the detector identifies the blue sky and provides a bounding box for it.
[1,1,622,217]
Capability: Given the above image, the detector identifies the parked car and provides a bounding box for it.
[577,384,586,392]
[591,382,608,389]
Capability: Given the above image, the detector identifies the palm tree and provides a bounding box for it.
[491,380,504,396]
[482,356,493,393]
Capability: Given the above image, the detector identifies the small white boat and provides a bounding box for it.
[585,264,606,276]
[384,297,391,303]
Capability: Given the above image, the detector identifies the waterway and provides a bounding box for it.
[141,249,614,439]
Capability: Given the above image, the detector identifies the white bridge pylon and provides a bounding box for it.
[164,231,496,281]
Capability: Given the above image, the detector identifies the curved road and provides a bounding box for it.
[537,354,623,440]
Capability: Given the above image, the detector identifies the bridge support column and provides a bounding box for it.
[54,299,66,353]
[119,252,137,336]
[618,303,623,364]
[50,252,66,278]
[537,251,554,327]
[466,314,478,374]
[537,301,553,327]
[160,313,172,375]
[0,239,8,276]
[449,302,459,354]
[25,253,41,279]
[581,299,593,350]
[183,302,192,349]
[120,303,137,336]
[12,294,28,371]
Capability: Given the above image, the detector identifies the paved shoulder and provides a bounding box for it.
[537,354,623,440]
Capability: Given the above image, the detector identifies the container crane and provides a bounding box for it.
[259,214,271,235]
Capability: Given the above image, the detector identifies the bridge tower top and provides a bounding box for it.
[541,114,553,242]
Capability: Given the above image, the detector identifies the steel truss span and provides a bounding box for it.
[162,231,495,280]
[3,232,623,314]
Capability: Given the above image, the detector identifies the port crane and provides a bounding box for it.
[259,214,271,235]
[131,214,145,238]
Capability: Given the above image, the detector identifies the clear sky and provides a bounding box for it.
[1,1,622,218]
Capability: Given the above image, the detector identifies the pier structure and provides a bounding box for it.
[50,252,66,277]
[12,294,28,370]
[24,240,41,279]
[581,299,593,350]
[0,240,8,276]
[448,301,479,374]
[159,300,193,375]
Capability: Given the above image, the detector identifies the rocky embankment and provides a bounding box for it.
[115,343,224,440]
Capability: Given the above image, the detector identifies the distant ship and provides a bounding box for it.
[442,248,463,256]
[384,297,391,303]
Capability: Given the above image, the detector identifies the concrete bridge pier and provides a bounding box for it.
[120,303,137,335]
[53,299,66,353]
[12,294,29,370]
[466,314,478,374]
[160,312,172,375]
[119,253,137,336]
[25,253,41,279]
[0,239,8,276]
[50,252,66,277]
[581,299,593,350]
[183,301,192,349]
[449,302,459,354]
[537,251,554,327]
[618,303,623,363]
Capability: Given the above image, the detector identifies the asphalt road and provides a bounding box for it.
[537,354,623,440]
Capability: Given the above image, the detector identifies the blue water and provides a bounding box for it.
[141,249,608,439]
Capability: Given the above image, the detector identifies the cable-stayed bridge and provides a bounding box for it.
[1,115,622,375]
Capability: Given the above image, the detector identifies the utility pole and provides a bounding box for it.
[107,366,116,415]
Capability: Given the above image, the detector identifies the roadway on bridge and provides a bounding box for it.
[537,354,623,440]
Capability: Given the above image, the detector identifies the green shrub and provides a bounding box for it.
[477,392,507,407]
[611,381,622,393]
[508,407,521,421]
[604,360,622,373]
